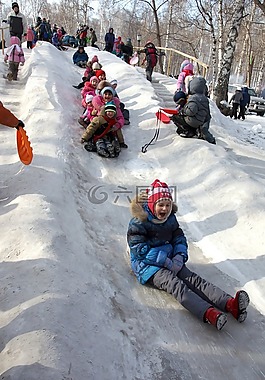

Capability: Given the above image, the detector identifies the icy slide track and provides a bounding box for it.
[0,43,265,379]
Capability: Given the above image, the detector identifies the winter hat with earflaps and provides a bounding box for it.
[12,2,19,9]
[147,179,172,215]
[90,76,99,83]
[104,101,116,114]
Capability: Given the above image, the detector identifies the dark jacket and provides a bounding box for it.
[104,28,115,50]
[73,48,88,64]
[241,87,250,107]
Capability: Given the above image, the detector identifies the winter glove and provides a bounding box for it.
[111,124,119,131]
[16,120,25,130]
[165,255,183,275]
[171,254,184,274]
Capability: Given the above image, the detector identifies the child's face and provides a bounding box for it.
[105,110,115,118]
[154,199,172,220]
[103,91,113,102]
[98,74,106,81]
[87,101,92,106]
[91,79,98,87]
[112,84,117,89]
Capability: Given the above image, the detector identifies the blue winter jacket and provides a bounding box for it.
[127,199,188,284]
[73,49,88,64]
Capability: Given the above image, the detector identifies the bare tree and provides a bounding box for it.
[139,0,168,73]
[253,0,265,14]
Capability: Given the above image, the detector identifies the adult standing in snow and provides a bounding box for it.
[0,101,24,129]
[238,86,250,120]
[127,179,250,331]
[4,2,27,41]
[229,87,243,120]
[104,28,115,52]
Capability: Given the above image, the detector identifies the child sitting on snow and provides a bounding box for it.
[127,178,250,331]
[81,101,121,158]
[81,76,99,108]
[4,36,25,81]
[78,94,94,128]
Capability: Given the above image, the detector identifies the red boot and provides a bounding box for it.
[204,307,227,331]
[226,290,250,323]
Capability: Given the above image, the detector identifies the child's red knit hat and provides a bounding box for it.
[147,179,172,214]
[95,69,106,78]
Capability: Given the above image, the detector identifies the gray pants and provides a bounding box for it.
[151,265,232,321]
[8,62,19,80]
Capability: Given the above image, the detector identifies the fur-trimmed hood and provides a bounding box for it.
[130,193,178,222]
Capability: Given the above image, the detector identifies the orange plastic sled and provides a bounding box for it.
[16,127,33,165]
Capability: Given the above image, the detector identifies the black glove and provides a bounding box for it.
[16,120,25,130]
[2,19,7,23]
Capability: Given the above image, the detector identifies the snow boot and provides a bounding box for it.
[7,72,13,81]
[226,290,250,323]
[97,147,109,157]
[204,307,227,331]
[120,142,128,148]
[78,117,88,128]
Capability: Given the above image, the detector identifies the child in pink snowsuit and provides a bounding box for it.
[26,26,35,49]
[4,36,25,81]
[176,61,194,93]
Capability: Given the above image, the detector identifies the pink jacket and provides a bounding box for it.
[176,63,194,93]
[92,95,124,129]
[4,36,25,64]
[81,83,97,107]
[83,66,92,78]
[81,104,94,123]
[26,28,35,41]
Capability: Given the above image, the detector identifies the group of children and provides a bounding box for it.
[73,54,129,158]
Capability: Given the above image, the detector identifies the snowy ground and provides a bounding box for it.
[0,42,265,380]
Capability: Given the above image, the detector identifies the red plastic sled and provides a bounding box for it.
[156,110,171,123]
[16,127,33,165]
[160,108,179,115]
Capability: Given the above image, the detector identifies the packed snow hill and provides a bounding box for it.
[0,42,265,379]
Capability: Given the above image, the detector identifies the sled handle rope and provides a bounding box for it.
[16,127,33,165]
[141,107,180,153]
[141,110,162,153]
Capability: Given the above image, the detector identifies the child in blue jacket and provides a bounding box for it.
[127,179,250,330]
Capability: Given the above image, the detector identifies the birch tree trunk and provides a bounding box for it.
[163,0,173,74]
[213,0,246,106]
[217,0,224,75]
